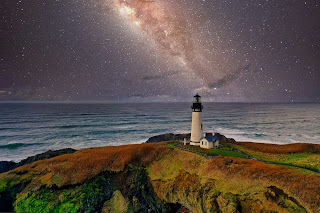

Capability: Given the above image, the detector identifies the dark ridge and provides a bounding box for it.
[145,132,235,143]
[0,161,16,174]
[0,148,76,173]
[145,133,190,143]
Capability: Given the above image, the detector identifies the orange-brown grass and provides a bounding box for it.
[2,142,320,211]
[148,148,320,212]
[205,156,320,212]
[1,143,169,188]
[231,142,320,154]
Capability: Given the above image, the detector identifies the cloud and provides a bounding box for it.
[207,63,252,89]
[141,71,179,81]
[125,94,181,102]
[0,86,65,101]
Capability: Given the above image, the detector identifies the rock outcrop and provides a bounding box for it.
[145,133,191,143]
[0,148,76,173]
[145,132,236,143]
[0,161,16,174]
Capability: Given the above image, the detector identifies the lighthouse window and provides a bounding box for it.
[205,142,207,145]
[201,124,203,130]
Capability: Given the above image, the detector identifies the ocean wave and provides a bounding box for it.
[112,122,138,126]
[0,142,44,149]
[59,124,102,129]
[0,103,319,161]
[254,133,268,137]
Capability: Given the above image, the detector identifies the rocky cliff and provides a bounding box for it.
[0,142,319,213]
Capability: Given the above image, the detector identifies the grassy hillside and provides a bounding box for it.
[228,142,320,171]
[148,146,320,212]
[1,142,320,212]
[0,143,170,212]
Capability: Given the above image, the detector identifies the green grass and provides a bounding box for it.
[14,188,82,213]
[14,175,108,213]
[0,178,7,194]
[228,143,320,172]
[286,153,309,160]
[166,142,180,147]
[208,149,247,158]
[218,146,233,151]
[178,144,247,158]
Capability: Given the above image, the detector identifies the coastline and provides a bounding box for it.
[1,133,319,174]
[1,139,319,212]
[1,103,319,162]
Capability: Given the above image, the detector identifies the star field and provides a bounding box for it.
[1,0,319,102]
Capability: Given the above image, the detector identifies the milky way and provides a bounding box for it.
[1,0,319,102]
[112,0,248,92]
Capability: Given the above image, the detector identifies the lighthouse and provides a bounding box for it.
[190,94,203,146]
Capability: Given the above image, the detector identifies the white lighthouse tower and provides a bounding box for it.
[190,94,203,146]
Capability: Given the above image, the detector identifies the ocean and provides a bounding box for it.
[0,102,319,162]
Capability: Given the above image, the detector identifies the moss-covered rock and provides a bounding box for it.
[102,190,129,213]
[1,165,174,213]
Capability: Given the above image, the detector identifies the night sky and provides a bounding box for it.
[1,0,319,102]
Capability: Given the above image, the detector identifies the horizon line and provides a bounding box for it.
[0,100,319,104]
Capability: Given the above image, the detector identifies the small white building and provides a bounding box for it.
[200,134,219,149]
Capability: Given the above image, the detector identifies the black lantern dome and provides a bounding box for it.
[192,93,203,112]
